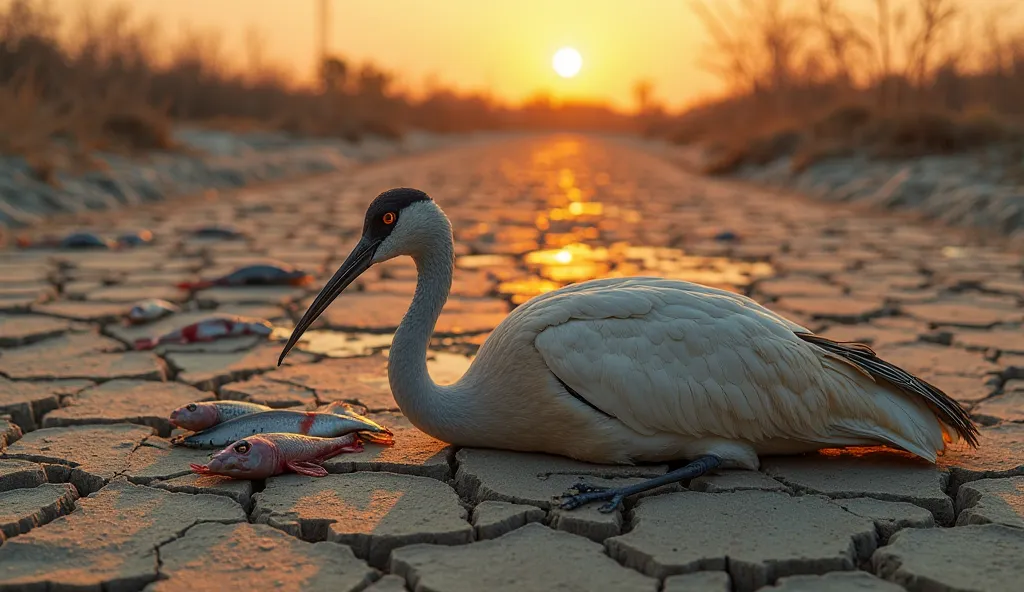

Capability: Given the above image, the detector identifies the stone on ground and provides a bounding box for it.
[390,523,657,592]
[0,314,78,347]
[41,379,213,436]
[0,480,245,590]
[168,343,314,390]
[251,471,472,568]
[0,377,92,431]
[761,451,953,522]
[834,497,936,542]
[148,522,377,592]
[0,459,46,492]
[122,439,230,485]
[872,524,1024,592]
[0,482,78,543]
[1,417,22,451]
[150,472,254,508]
[364,574,409,592]
[470,500,545,540]
[454,448,670,542]
[940,423,1024,491]
[662,572,732,592]
[220,374,318,408]
[606,490,877,591]
[2,424,154,494]
[264,357,398,411]
[765,572,905,591]
[322,412,451,480]
[955,476,1024,528]
[689,470,787,493]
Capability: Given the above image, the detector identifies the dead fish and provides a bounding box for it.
[176,262,313,290]
[133,315,273,350]
[16,232,114,250]
[190,225,245,240]
[126,298,180,325]
[190,433,364,479]
[116,230,154,247]
[171,409,394,449]
[169,400,272,431]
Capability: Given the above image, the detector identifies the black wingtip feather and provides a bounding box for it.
[796,333,980,448]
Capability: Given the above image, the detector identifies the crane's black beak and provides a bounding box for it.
[278,236,380,365]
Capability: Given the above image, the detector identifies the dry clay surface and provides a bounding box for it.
[2,135,1024,591]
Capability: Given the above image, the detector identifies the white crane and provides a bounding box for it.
[279,188,979,512]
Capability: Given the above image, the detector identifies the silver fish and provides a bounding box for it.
[171,409,393,449]
[169,400,273,431]
[127,299,180,325]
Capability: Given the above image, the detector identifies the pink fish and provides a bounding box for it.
[169,400,272,431]
[189,433,365,479]
[134,315,273,350]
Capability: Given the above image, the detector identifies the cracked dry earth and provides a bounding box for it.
[1,134,1023,592]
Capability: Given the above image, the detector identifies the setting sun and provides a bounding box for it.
[552,47,582,78]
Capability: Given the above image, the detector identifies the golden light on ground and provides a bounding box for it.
[552,47,582,78]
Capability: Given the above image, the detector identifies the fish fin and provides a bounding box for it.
[360,431,395,446]
[134,337,158,350]
[190,463,213,475]
[287,461,328,477]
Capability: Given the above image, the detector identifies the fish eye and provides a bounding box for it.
[382,212,396,225]
[234,441,251,454]
[186,404,197,412]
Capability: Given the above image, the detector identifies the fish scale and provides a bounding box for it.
[172,409,392,448]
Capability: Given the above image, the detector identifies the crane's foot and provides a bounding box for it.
[557,483,624,513]
[555,455,723,514]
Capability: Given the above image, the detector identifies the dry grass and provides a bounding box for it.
[0,0,635,168]
[665,0,1024,174]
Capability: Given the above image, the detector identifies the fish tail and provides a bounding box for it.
[134,337,158,350]
[177,280,213,290]
[360,431,395,446]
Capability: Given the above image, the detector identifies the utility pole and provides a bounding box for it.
[317,0,329,83]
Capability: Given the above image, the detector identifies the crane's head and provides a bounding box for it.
[278,187,446,365]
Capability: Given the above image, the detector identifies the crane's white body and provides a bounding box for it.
[377,201,958,469]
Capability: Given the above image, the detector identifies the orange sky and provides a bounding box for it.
[42,0,1023,112]
[47,0,721,111]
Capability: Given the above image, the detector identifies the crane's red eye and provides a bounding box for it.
[382,212,396,224]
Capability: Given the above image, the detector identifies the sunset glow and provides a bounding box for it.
[552,47,582,78]
[43,0,715,110]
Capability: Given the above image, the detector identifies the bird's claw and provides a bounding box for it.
[556,482,624,513]
[567,481,607,495]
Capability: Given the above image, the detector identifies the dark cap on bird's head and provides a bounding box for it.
[362,188,432,240]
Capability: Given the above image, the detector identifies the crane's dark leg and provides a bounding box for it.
[557,455,721,513]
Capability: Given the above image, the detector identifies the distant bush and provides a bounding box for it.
[664,0,1024,174]
[0,0,638,166]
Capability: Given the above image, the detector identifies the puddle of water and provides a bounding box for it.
[497,277,563,304]
[509,241,775,303]
[427,351,473,386]
[274,328,394,358]
[456,255,518,270]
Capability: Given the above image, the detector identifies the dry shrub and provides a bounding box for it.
[101,109,175,152]
[678,0,1024,173]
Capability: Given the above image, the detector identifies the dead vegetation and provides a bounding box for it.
[662,0,1024,175]
[0,0,634,174]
